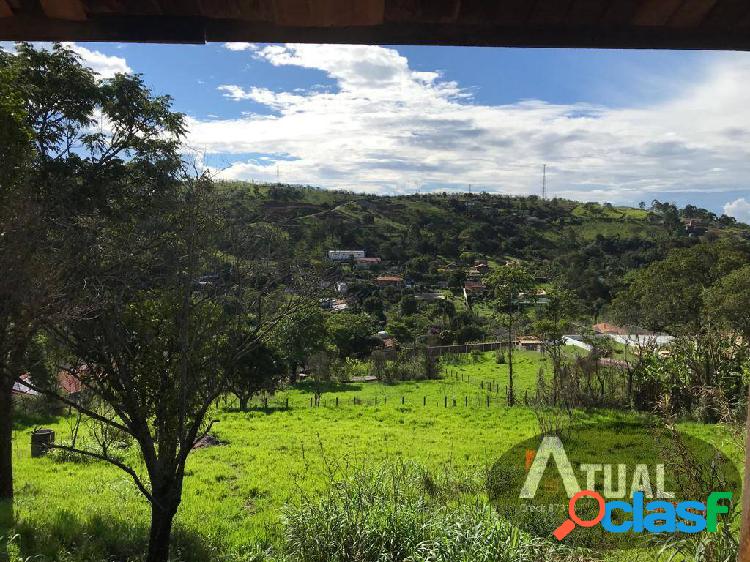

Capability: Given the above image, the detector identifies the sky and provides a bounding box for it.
[4,41,750,221]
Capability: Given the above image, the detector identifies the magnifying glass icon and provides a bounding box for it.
[553,490,606,541]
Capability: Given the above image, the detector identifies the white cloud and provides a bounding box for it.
[187,44,750,202]
[224,42,257,52]
[1,42,131,79]
[724,198,750,223]
[62,42,131,78]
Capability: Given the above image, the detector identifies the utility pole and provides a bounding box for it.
[541,164,547,199]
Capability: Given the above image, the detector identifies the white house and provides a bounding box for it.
[328,250,365,261]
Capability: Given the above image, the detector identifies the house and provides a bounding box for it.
[474,261,490,274]
[515,336,544,352]
[592,322,630,336]
[12,370,84,398]
[684,219,707,236]
[354,257,382,269]
[331,299,349,311]
[327,250,365,261]
[464,280,485,294]
[375,275,404,287]
[12,374,38,396]
[58,370,84,396]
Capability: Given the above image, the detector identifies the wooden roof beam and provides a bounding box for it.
[0,0,12,18]
[39,0,87,21]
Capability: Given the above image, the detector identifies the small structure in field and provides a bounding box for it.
[515,336,544,352]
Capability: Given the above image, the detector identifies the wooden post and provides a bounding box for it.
[285,397,289,409]
[335,396,339,407]
[486,395,490,408]
[401,396,405,405]
[452,398,456,407]
[423,396,426,406]
[481,381,484,389]
[444,396,447,407]
[465,396,468,407]
[310,396,313,407]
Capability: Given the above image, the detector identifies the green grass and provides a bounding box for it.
[6,351,741,561]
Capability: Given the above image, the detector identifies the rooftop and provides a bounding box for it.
[1,1,748,50]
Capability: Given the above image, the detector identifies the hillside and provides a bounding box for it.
[218,181,750,317]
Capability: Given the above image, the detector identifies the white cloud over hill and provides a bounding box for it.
[724,198,750,224]
[189,43,750,205]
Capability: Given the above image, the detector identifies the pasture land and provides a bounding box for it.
[5,351,739,561]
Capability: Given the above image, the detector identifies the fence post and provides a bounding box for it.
[444,396,447,408]
[285,397,289,409]
[423,396,426,406]
[486,395,490,408]
[336,396,339,407]
[452,398,456,407]
[524,390,528,406]
[310,396,313,407]
[480,381,484,389]
[465,396,468,407]
[401,396,405,405]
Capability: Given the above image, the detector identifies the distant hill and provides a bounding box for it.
[216,181,750,313]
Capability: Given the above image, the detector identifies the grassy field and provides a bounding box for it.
[5,351,741,561]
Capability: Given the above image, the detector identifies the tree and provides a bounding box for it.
[704,265,750,339]
[0,50,33,502]
[274,305,327,379]
[1,43,183,503]
[34,177,318,562]
[227,342,284,411]
[485,263,536,406]
[611,241,748,334]
[533,287,579,404]
[326,312,377,358]
[399,295,418,315]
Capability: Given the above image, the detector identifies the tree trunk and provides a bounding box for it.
[0,380,13,501]
[146,499,178,562]
[239,396,249,411]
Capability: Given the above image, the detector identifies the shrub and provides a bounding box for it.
[282,462,589,562]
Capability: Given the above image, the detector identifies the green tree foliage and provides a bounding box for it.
[326,312,377,358]
[704,264,750,339]
[274,305,327,378]
[1,42,185,505]
[227,342,284,411]
[611,240,749,334]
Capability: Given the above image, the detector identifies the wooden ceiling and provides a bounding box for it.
[1,0,749,50]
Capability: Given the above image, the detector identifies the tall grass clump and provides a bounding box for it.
[282,461,594,562]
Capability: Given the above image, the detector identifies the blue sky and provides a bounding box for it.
[5,41,750,220]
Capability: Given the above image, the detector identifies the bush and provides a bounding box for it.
[282,462,589,562]
[495,350,506,364]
